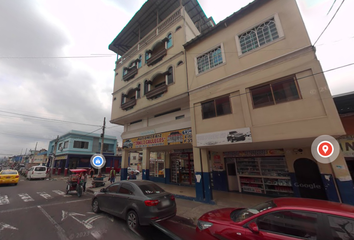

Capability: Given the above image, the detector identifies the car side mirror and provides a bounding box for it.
[100,188,107,193]
[248,222,259,234]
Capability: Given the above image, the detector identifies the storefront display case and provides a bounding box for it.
[236,157,294,196]
[170,152,194,185]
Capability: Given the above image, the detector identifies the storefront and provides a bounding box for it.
[170,152,194,185]
[223,150,294,197]
[338,135,354,180]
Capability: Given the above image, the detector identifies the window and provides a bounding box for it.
[145,52,150,63]
[107,184,119,193]
[175,115,184,120]
[175,26,182,32]
[144,80,149,95]
[201,96,231,119]
[250,76,300,108]
[35,167,46,171]
[64,141,69,149]
[196,46,223,74]
[327,215,354,240]
[102,143,113,152]
[136,84,141,98]
[256,211,318,239]
[138,184,165,195]
[239,18,279,54]
[166,33,172,49]
[177,61,183,67]
[232,201,276,222]
[166,67,173,84]
[123,68,128,76]
[58,143,63,150]
[73,141,89,149]
[119,184,134,195]
[138,55,142,68]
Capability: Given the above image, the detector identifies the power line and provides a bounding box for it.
[314,0,345,46]
[0,110,101,127]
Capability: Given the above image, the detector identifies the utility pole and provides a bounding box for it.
[33,142,37,163]
[98,117,106,176]
[49,136,59,180]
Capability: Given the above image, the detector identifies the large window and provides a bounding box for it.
[239,18,279,54]
[138,55,142,68]
[250,76,300,108]
[73,141,89,149]
[201,96,231,119]
[64,141,69,149]
[196,46,223,74]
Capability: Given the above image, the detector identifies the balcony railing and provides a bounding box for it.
[146,84,168,99]
[123,67,138,81]
[147,48,167,66]
[121,99,136,110]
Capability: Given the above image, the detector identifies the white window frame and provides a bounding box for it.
[194,43,226,76]
[235,13,284,56]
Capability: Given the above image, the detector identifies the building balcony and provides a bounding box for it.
[146,84,168,99]
[121,99,136,110]
[147,49,167,66]
[123,67,138,81]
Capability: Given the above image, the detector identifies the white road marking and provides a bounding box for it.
[91,231,102,239]
[0,222,18,232]
[37,192,53,199]
[0,198,91,214]
[53,190,65,195]
[18,193,34,202]
[38,206,69,240]
[0,195,9,205]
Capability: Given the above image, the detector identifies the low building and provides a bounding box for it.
[47,130,120,176]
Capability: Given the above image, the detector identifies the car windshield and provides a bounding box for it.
[231,201,276,222]
[138,184,165,195]
[1,171,17,175]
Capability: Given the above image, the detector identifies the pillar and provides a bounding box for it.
[120,150,129,180]
[142,148,150,180]
[64,158,69,176]
[194,148,213,202]
[201,148,213,202]
[165,151,170,184]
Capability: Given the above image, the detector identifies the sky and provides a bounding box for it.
[0,0,353,157]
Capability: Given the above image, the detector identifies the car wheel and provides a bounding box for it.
[92,198,101,213]
[126,210,139,230]
[14,183,17,186]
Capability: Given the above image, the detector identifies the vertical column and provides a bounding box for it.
[142,148,150,180]
[193,147,204,201]
[64,158,69,176]
[120,149,129,180]
[201,148,213,202]
[165,152,170,184]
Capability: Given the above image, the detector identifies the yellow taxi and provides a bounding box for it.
[0,169,20,185]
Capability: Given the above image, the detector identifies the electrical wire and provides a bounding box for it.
[313,0,345,46]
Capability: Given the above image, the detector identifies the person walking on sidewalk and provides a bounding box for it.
[109,168,116,184]
[82,172,87,192]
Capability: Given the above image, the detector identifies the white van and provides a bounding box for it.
[27,166,47,180]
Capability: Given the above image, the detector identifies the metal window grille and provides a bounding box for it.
[197,46,223,74]
[239,18,279,54]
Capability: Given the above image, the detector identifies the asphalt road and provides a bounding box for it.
[0,175,209,240]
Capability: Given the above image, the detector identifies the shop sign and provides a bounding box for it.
[123,128,192,149]
[55,155,67,160]
[294,182,321,189]
[196,127,252,147]
[338,135,354,157]
[212,152,224,171]
[224,149,284,157]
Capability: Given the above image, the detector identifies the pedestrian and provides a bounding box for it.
[89,168,94,178]
[109,168,116,184]
[128,171,136,180]
[82,172,87,192]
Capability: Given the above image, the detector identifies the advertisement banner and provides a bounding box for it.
[224,149,285,157]
[338,136,354,157]
[123,128,192,149]
[196,127,252,147]
[211,152,224,171]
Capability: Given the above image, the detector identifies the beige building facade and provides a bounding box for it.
[184,0,353,204]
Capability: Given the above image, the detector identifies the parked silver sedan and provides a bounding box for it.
[91,180,176,230]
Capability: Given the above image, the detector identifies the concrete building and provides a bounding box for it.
[184,0,353,204]
[109,0,354,204]
[47,130,120,176]
[109,0,214,180]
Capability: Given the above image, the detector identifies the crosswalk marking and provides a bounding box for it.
[52,190,65,195]
[37,192,52,199]
[0,195,9,205]
[18,194,34,202]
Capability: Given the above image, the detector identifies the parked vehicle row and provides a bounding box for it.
[26,166,47,180]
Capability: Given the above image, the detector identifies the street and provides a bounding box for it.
[0,175,208,240]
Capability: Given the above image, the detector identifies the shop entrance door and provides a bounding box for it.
[226,160,239,192]
[294,158,327,200]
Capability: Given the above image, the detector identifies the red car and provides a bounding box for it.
[196,197,354,240]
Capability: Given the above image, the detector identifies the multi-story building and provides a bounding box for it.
[184,0,354,204]
[32,149,47,165]
[47,130,119,176]
[109,0,214,180]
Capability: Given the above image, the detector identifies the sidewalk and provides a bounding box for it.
[85,176,271,226]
